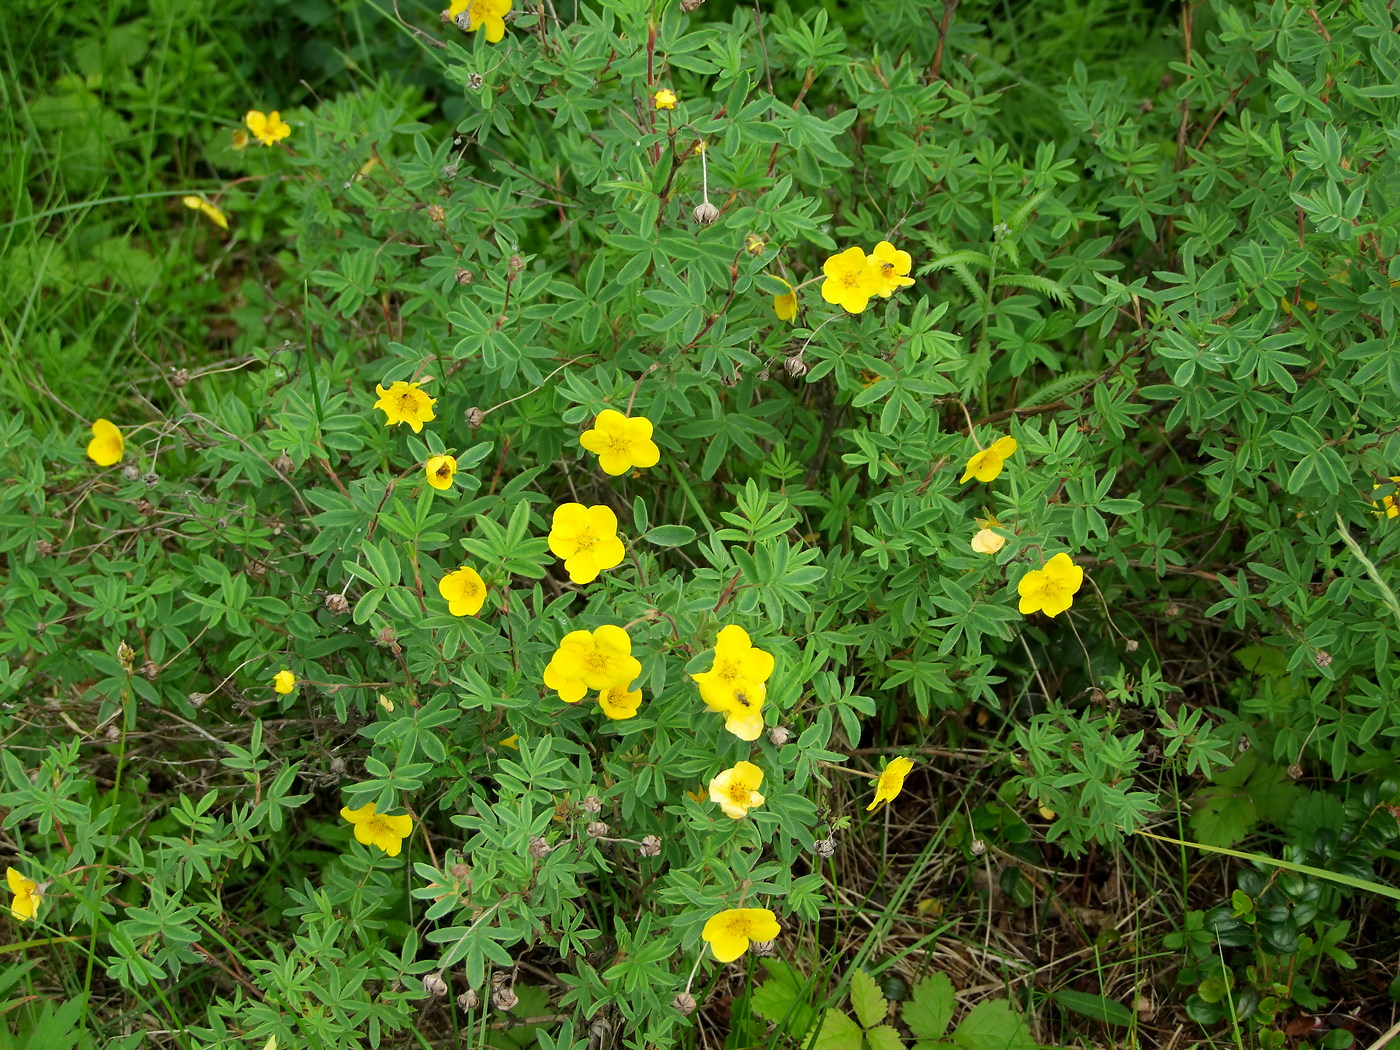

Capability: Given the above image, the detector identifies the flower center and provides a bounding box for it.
[572,528,597,553]
[436,464,451,479]
[584,652,611,674]
[606,435,632,455]
[732,689,752,709]
[399,392,419,414]
[728,782,751,805]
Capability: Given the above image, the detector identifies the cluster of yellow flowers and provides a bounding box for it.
[820,242,915,314]
[958,432,1085,618]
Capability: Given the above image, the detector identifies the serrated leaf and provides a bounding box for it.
[1050,989,1134,1027]
[904,972,955,1040]
[645,524,696,547]
[952,1000,1036,1050]
[750,961,809,1026]
[813,1009,864,1050]
[850,968,887,1029]
[866,1025,904,1050]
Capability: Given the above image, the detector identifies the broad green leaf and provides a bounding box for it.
[849,968,887,1030]
[904,972,955,1040]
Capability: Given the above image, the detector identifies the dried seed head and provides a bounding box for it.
[679,0,705,11]
[815,836,837,859]
[465,407,484,428]
[1237,735,1252,753]
[1124,638,1139,653]
[188,692,208,708]
[121,464,141,481]
[453,11,471,29]
[142,661,161,681]
[970,838,987,856]
[467,72,484,90]
[491,987,519,1011]
[529,836,551,858]
[751,939,776,957]
[1164,601,1180,618]
[456,268,474,284]
[783,355,808,378]
[273,453,294,475]
[508,254,526,274]
[457,989,480,1012]
[673,992,697,1015]
[1313,649,1332,668]
[423,973,449,998]
[427,204,446,223]
[246,559,267,580]
[489,971,511,990]
[450,862,471,879]
[768,726,792,746]
[117,640,137,673]
[1088,687,1106,704]
[170,368,191,388]
[142,471,159,487]
[136,498,156,517]
[1287,763,1304,780]
[330,755,346,774]
[105,724,121,742]
[586,821,609,839]
[639,834,661,857]
[582,795,602,814]
[442,163,459,179]
[376,626,399,649]
[324,592,350,616]
[692,201,720,226]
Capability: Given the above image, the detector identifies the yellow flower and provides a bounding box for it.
[438,566,487,616]
[86,418,124,466]
[867,756,914,811]
[373,380,437,433]
[182,195,229,231]
[597,682,643,720]
[579,410,661,476]
[745,233,767,255]
[426,454,458,491]
[548,503,626,584]
[499,734,520,749]
[772,277,798,322]
[1016,552,1084,618]
[7,867,42,923]
[273,669,296,694]
[702,907,781,963]
[654,88,678,110]
[709,761,765,819]
[447,0,513,43]
[692,627,774,741]
[971,528,1006,555]
[543,625,641,704]
[340,802,413,857]
[244,109,291,147]
[870,241,915,298]
[959,435,1018,483]
[1372,476,1400,519]
[820,246,884,314]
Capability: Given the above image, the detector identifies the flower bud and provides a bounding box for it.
[465,407,484,428]
[457,989,479,1012]
[744,232,766,254]
[529,836,551,858]
[450,862,471,879]
[639,834,661,857]
[768,726,792,746]
[423,973,449,997]
[586,821,610,839]
[508,254,525,274]
[117,640,136,673]
[491,987,519,1011]
[692,201,719,225]
[673,992,697,1015]
[376,626,399,649]
[324,592,350,616]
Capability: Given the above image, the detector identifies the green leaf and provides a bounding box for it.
[904,972,955,1040]
[1050,989,1134,1027]
[644,525,696,547]
[849,968,887,1030]
[952,1000,1036,1050]
[866,1025,905,1050]
[813,1009,864,1050]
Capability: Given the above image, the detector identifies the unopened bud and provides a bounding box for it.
[376,626,399,649]
[491,987,518,1011]
[508,254,525,274]
[117,641,136,673]
[426,204,446,223]
[121,464,141,481]
[457,989,480,1012]
[768,726,791,746]
[815,836,837,859]
[692,201,719,226]
[744,232,766,254]
[529,836,551,858]
[450,862,471,879]
[970,839,987,856]
[639,834,661,857]
[324,593,350,616]
[465,407,484,428]
[582,795,602,814]
[423,973,449,997]
[586,821,609,839]
[751,939,776,957]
